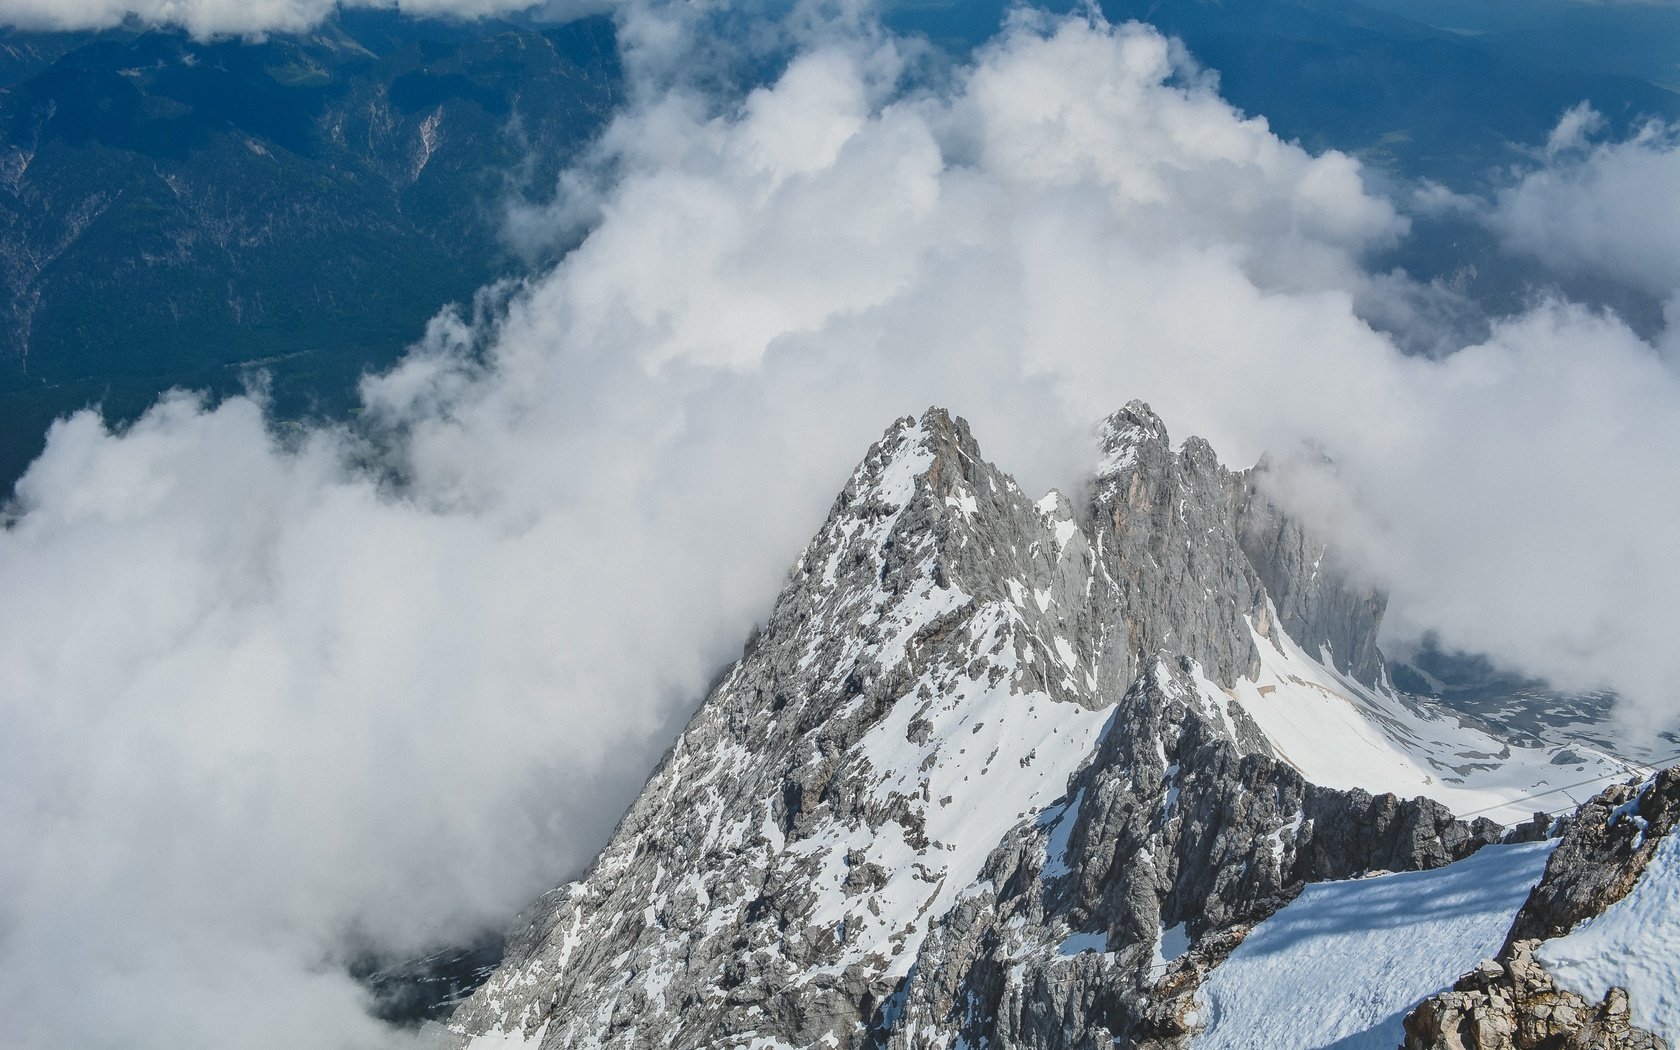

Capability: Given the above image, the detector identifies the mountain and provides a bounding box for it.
[0,11,620,491]
[432,404,1666,1049]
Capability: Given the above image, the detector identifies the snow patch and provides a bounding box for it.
[1052,636,1077,669]
[946,490,979,518]
[459,1022,549,1049]
[874,422,935,507]
[1607,778,1656,849]
[1149,923,1190,975]
[1057,931,1107,956]
[1039,787,1085,880]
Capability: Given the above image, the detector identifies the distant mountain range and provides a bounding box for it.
[891,0,1680,180]
[0,10,621,489]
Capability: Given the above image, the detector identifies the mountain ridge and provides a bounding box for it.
[434,403,1654,1050]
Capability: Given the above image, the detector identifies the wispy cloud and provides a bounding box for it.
[1490,105,1680,361]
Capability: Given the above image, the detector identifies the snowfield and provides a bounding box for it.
[1192,841,1556,1050]
[1220,623,1640,825]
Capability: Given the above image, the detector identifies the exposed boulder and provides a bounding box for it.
[1402,940,1665,1050]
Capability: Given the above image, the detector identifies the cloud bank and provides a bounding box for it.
[1489,105,1680,361]
[0,0,598,37]
[2,5,1678,1049]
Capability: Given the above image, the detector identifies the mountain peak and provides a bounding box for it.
[1096,398,1170,479]
[825,407,987,521]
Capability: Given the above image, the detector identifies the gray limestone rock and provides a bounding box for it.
[1402,940,1666,1050]
[1235,460,1387,686]
[1505,767,1680,949]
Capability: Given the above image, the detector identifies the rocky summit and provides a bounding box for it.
[436,405,1671,1050]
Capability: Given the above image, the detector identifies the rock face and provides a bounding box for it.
[1402,771,1680,1050]
[1505,768,1680,949]
[438,404,1604,1050]
[1401,940,1664,1050]
[1235,467,1387,686]
[884,662,1501,1050]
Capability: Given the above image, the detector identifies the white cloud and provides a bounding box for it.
[1,6,1678,1049]
[1545,101,1608,158]
[0,0,603,38]
[1493,106,1680,304]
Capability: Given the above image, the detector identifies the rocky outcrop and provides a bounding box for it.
[1401,770,1680,1050]
[1235,462,1387,685]
[1505,767,1680,949]
[1086,402,1274,692]
[1401,940,1665,1050]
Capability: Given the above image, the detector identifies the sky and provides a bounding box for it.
[0,1,1679,1047]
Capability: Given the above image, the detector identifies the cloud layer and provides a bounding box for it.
[2,5,1678,1049]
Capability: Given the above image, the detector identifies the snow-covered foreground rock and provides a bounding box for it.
[1541,829,1680,1040]
[438,405,1656,1050]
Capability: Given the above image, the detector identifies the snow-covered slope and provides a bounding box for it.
[1194,841,1556,1049]
[1400,764,1679,1050]
[1218,625,1639,824]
